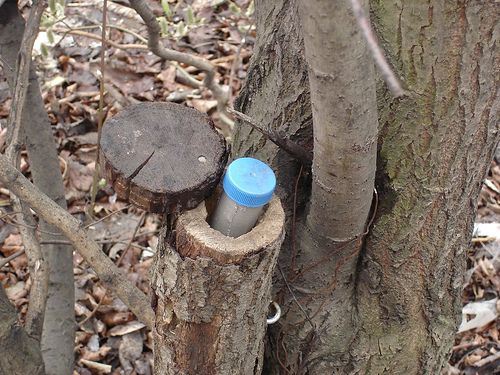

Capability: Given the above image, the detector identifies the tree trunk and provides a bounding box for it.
[233,0,499,373]
[0,2,75,373]
[353,1,499,373]
[0,285,45,375]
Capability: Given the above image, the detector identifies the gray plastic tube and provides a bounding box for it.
[210,158,276,238]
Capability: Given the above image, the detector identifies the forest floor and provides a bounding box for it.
[0,1,499,374]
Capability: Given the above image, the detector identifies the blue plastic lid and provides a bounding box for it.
[223,157,276,208]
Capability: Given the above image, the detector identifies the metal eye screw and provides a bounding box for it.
[266,301,281,325]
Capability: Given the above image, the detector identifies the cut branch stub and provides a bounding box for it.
[99,102,227,213]
[152,196,285,374]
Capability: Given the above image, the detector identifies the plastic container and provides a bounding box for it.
[210,157,276,238]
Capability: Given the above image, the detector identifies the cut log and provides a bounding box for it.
[152,196,285,375]
[99,102,227,213]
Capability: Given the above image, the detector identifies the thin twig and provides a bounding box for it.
[50,28,148,51]
[2,215,63,236]
[41,239,151,252]
[0,154,155,329]
[116,211,146,267]
[349,0,404,97]
[0,249,25,268]
[83,203,132,229]
[73,14,149,43]
[472,350,500,367]
[0,211,22,220]
[4,0,49,340]
[289,165,303,273]
[227,107,313,164]
[277,262,315,330]
[78,290,107,326]
[89,0,108,217]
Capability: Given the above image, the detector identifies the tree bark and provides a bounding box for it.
[0,3,75,373]
[151,197,285,374]
[288,0,378,371]
[0,285,45,375]
[233,0,499,373]
[353,1,499,373]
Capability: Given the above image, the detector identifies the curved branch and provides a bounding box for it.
[0,154,155,329]
[2,0,49,341]
[128,0,229,109]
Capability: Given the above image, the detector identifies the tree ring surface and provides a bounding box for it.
[99,102,227,213]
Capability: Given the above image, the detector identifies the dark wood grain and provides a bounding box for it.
[100,102,227,213]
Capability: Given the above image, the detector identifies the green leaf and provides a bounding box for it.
[98,178,107,188]
[40,43,49,58]
[161,0,172,19]
[185,5,195,26]
[158,16,169,37]
[246,0,255,17]
[176,20,186,38]
[228,1,240,14]
[47,28,55,44]
[49,0,56,13]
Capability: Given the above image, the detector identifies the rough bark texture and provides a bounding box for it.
[233,0,312,212]
[352,1,499,373]
[233,0,499,374]
[151,197,285,374]
[0,2,75,374]
[0,285,45,375]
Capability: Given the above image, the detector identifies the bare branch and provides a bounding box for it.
[89,0,108,216]
[0,249,25,269]
[3,0,49,340]
[228,107,312,164]
[128,0,229,110]
[5,0,46,159]
[50,28,148,51]
[116,211,146,267]
[0,153,155,329]
[349,0,404,97]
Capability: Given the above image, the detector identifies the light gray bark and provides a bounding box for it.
[286,0,378,370]
[0,3,75,373]
[299,0,377,242]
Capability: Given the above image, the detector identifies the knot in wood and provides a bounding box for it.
[99,102,227,213]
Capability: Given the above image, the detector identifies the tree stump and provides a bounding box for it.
[152,197,285,375]
[99,102,227,213]
[100,102,284,374]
